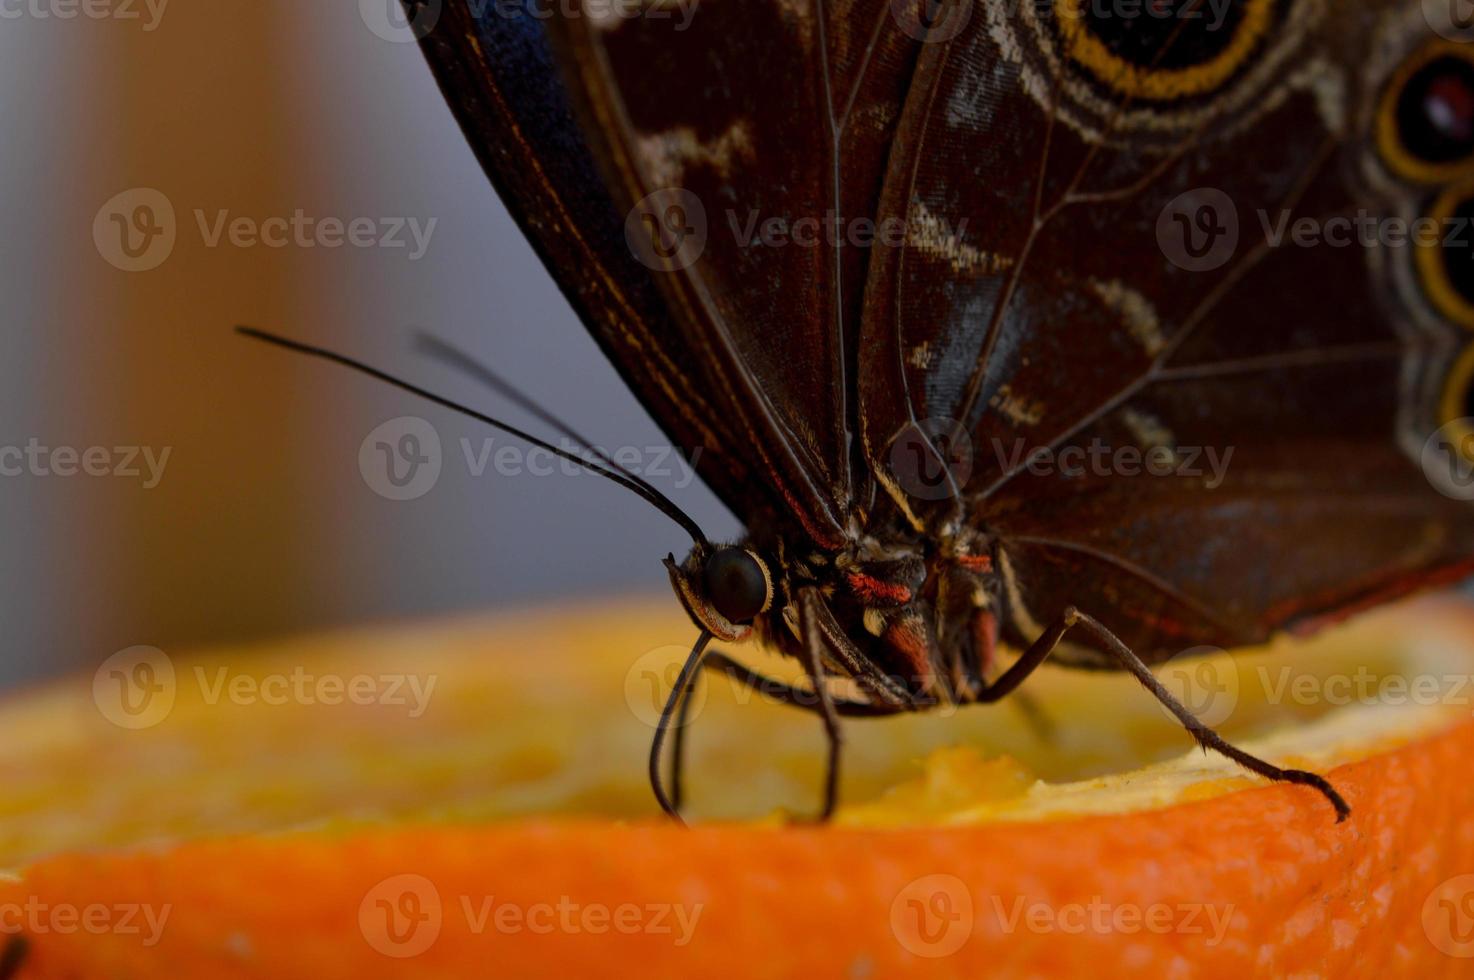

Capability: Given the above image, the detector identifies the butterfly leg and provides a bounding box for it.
[667,658,700,814]
[978,607,1350,822]
[648,631,713,824]
[697,651,907,718]
[795,587,849,820]
[659,591,933,821]
[962,608,1054,740]
[664,650,904,815]
[804,594,919,710]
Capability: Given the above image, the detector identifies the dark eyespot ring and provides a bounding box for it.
[1439,344,1474,440]
[702,548,772,625]
[1379,41,1474,183]
[1416,177,1474,330]
[1051,0,1275,101]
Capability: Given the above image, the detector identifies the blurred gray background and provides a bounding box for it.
[0,1,738,685]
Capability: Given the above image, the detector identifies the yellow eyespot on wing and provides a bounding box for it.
[1416,176,1474,330]
[1377,40,1474,185]
[1438,344,1474,456]
[1053,0,1276,102]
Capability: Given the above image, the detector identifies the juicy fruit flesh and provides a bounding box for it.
[2,597,1469,863]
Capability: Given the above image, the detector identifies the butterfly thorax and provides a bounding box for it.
[665,521,1001,707]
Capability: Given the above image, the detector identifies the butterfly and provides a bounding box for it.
[245,0,1474,823]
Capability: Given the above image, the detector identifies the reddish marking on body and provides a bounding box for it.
[972,607,996,677]
[1132,612,1192,638]
[770,474,845,551]
[955,555,994,573]
[847,573,912,606]
[884,620,933,689]
[972,610,998,678]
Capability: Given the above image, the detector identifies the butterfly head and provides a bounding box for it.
[664,545,774,643]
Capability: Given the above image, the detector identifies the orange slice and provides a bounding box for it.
[3,596,1474,977]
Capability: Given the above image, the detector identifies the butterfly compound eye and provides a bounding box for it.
[703,548,772,625]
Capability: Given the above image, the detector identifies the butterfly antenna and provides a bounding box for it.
[235,326,710,547]
[412,331,686,522]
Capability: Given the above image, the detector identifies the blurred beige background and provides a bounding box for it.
[1,1,736,685]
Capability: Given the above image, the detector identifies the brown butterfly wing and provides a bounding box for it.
[549,0,925,546]
[859,0,1474,662]
[407,1,759,516]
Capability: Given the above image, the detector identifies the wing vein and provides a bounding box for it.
[1000,534,1248,640]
